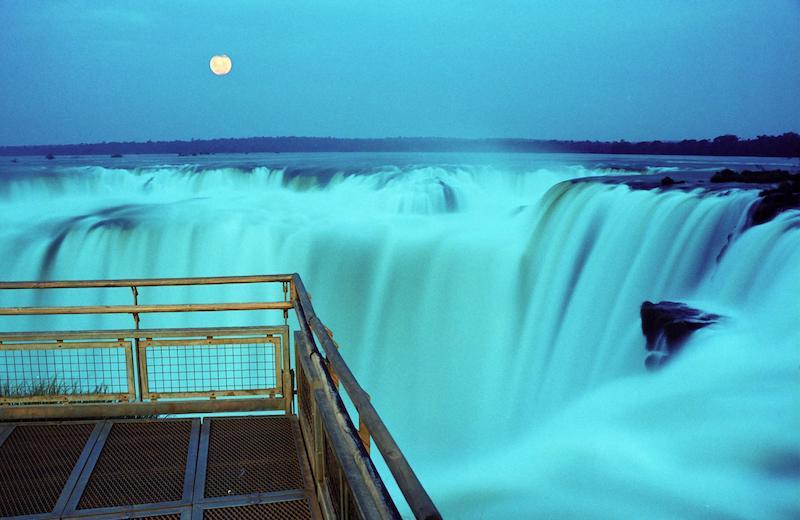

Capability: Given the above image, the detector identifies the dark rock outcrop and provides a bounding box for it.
[752,180,800,226]
[710,168,796,184]
[438,180,459,211]
[659,176,684,187]
[709,169,800,226]
[641,301,720,370]
[709,168,739,183]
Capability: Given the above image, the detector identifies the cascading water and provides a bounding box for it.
[0,153,797,518]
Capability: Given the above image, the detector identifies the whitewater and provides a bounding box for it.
[0,152,798,519]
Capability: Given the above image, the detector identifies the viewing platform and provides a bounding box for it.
[0,275,440,520]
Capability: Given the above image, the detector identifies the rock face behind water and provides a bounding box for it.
[710,169,800,226]
[753,180,800,226]
[641,301,720,370]
[709,168,795,184]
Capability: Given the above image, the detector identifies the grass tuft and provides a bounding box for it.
[1,377,108,403]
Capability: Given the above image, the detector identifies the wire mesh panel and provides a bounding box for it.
[139,336,281,399]
[76,420,195,511]
[324,434,343,518]
[0,341,134,404]
[204,417,305,498]
[202,500,313,519]
[0,422,96,517]
[297,363,313,427]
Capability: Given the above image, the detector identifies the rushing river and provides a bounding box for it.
[1,152,798,519]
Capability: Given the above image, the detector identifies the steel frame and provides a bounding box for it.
[0,274,441,520]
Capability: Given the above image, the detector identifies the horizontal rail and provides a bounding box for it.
[0,393,133,404]
[0,325,291,420]
[138,336,279,347]
[0,301,292,316]
[295,331,397,519]
[0,325,285,342]
[0,273,441,516]
[0,397,285,421]
[0,340,128,350]
[314,386,395,519]
[0,274,293,290]
[292,274,441,520]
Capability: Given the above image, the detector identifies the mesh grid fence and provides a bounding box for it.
[325,434,343,517]
[0,344,130,400]
[298,364,312,426]
[144,340,276,394]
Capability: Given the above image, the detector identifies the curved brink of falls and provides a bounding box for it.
[0,159,798,519]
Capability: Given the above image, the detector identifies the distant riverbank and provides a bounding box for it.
[1,133,798,158]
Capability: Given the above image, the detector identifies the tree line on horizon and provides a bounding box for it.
[1,132,798,158]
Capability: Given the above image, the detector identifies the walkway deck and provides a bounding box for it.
[0,274,441,519]
[0,416,322,520]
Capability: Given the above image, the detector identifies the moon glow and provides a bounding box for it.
[209,54,232,76]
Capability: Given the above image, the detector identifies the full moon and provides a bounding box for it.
[209,54,232,76]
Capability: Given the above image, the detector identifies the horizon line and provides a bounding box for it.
[2,132,799,150]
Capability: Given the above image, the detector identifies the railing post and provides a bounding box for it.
[324,326,340,388]
[359,393,371,454]
[282,331,292,415]
[282,281,289,325]
[292,273,441,519]
[130,286,140,329]
[313,399,325,486]
[130,285,144,402]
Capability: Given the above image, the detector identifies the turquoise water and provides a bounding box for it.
[1,152,798,518]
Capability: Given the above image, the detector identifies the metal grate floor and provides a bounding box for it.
[0,422,97,518]
[77,420,195,511]
[204,416,305,497]
[0,416,320,519]
[202,500,312,519]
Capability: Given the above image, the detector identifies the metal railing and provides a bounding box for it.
[0,274,441,520]
[0,326,292,418]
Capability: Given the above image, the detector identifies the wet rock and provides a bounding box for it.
[752,192,800,225]
[659,176,684,187]
[710,169,795,184]
[709,169,800,225]
[709,168,739,182]
[751,180,800,225]
[438,180,459,211]
[641,301,720,370]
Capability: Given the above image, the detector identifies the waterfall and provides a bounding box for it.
[1,155,797,518]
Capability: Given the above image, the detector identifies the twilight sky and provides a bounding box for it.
[1,0,798,146]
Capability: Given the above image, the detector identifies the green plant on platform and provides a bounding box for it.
[0,377,108,402]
